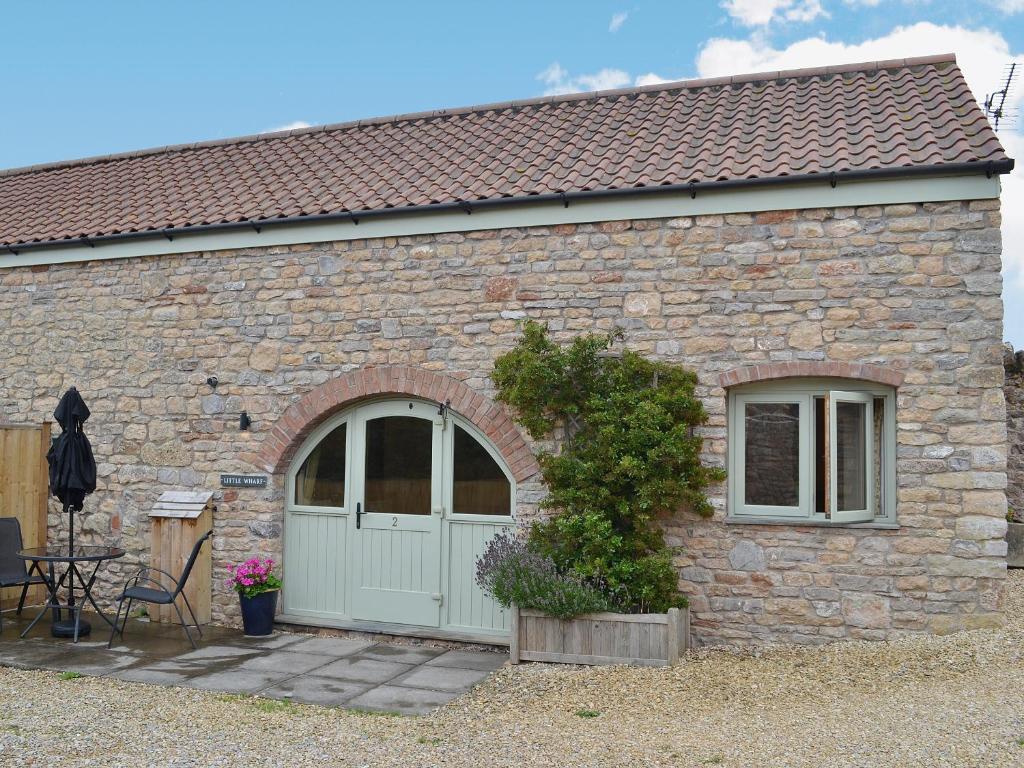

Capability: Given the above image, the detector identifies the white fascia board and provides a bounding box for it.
[0,174,1000,270]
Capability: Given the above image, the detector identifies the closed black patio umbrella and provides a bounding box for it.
[47,387,97,554]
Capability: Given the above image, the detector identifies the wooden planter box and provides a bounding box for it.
[510,605,689,667]
[1008,521,1024,568]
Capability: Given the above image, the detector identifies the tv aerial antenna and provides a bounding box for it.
[984,62,1019,131]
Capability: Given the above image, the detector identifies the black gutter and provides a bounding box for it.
[1,159,1014,255]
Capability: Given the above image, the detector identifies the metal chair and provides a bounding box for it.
[0,517,48,633]
[108,529,212,649]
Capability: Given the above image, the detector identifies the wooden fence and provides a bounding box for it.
[0,422,51,610]
[510,605,690,667]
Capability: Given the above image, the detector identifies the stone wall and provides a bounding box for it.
[1006,346,1024,521]
[0,198,1008,645]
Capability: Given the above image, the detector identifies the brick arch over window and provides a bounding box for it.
[718,361,904,388]
[248,366,540,482]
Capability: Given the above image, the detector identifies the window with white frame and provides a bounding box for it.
[727,379,896,524]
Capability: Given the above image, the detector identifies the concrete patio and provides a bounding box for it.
[0,611,508,715]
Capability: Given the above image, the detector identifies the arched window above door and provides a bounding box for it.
[453,423,511,516]
[294,422,347,507]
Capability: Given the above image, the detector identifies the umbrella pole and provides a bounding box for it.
[67,504,74,615]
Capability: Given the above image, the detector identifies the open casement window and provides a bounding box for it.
[730,380,895,525]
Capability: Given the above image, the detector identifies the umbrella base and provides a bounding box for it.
[51,619,91,638]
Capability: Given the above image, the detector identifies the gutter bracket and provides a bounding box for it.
[82,237,95,248]
[4,244,18,256]
[348,212,359,226]
[459,201,472,215]
[560,192,569,209]
[161,229,174,242]
[829,172,838,189]
[251,223,262,234]
[688,181,697,200]
[986,161,994,179]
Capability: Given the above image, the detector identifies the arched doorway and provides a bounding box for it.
[282,397,515,641]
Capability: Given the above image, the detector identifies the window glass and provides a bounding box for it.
[872,398,885,515]
[295,423,347,507]
[731,383,895,524]
[835,401,867,512]
[453,424,511,515]
[364,416,432,515]
[744,403,800,507]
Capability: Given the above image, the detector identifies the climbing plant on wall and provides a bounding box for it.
[491,320,725,613]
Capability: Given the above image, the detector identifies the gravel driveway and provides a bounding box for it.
[3,571,1024,767]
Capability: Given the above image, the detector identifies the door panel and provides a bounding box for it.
[350,402,443,627]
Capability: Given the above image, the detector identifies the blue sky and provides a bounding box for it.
[2,0,1023,344]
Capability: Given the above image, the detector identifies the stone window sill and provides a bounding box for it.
[724,515,900,530]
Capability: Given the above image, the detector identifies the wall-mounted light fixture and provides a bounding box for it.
[239,411,252,431]
[206,376,219,390]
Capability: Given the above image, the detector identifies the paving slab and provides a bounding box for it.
[175,644,262,661]
[59,649,140,675]
[346,684,461,715]
[259,676,373,707]
[288,636,372,657]
[110,665,196,686]
[237,651,334,675]
[183,668,292,694]
[426,649,509,671]
[226,632,308,650]
[311,656,414,684]
[356,644,445,664]
[390,664,493,692]
[1,613,502,715]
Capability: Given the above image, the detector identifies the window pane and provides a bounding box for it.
[364,416,432,515]
[453,425,511,515]
[295,423,347,507]
[836,401,867,511]
[814,397,826,514]
[744,403,800,507]
[873,398,885,515]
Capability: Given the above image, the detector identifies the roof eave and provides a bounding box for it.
[1,158,1012,255]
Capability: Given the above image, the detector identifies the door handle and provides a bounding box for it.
[356,502,362,530]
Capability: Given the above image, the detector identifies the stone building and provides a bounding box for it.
[0,54,1014,646]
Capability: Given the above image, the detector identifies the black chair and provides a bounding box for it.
[0,517,48,633]
[108,529,212,649]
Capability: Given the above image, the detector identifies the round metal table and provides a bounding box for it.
[17,546,126,642]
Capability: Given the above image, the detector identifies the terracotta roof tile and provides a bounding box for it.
[0,54,1012,248]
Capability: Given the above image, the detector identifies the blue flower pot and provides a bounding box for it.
[239,590,278,636]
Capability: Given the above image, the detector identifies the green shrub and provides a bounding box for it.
[492,321,722,614]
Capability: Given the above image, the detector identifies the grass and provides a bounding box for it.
[250,698,300,715]
[417,736,443,746]
[58,671,82,681]
[575,709,601,718]
[702,757,724,765]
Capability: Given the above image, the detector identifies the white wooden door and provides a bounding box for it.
[349,400,443,627]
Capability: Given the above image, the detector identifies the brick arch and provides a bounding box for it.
[718,361,904,388]
[249,366,540,482]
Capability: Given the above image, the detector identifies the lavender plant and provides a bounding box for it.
[475,530,609,619]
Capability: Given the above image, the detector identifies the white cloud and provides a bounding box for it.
[609,11,629,32]
[537,62,633,95]
[843,0,882,6]
[635,72,672,86]
[263,120,312,134]
[721,0,827,26]
[990,0,1024,13]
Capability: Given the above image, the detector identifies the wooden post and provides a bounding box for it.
[509,603,520,664]
[667,607,681,665]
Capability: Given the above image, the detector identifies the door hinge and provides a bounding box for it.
[431,592,443,605]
